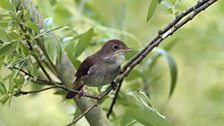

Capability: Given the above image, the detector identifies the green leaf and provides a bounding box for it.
[72,59,81,69]
[53,90,67,96]
[0,94,10,105]
[0,0,10,10]
[24,21,40,33]
[126,106,172,126]
[126,70,142,81]
[0,29,10,42]
[120,112,135,126]
[64,38,77,61]
[126,91,153,108]
[153,48,177,98]
[146,0,159,22]
[0,81,7,94]
[75,28,94,58]
[0,42,14,56]
[44,35,58,65]
[53,3,73,24]
[126,91,172,126]
[28,57,38,80]
[14,76,25,89]
[38,0,52,17]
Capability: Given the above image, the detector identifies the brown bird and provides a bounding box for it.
[66,39,131,99]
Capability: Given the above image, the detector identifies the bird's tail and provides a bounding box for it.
[65,79,83,99]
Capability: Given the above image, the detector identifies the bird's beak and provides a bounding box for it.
[124,47,133,52]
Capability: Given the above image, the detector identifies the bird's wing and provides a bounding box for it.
[75,55,97,78]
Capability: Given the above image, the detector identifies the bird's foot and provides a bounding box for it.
[111,81,117,90]
[78,89,84,98]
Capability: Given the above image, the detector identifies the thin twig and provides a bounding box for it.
[158,0,210,34]
[6,64,99,100]
[20,24,53,82]
[14,86,56,96]
[5,63,33,78]
[66,86,113,126]
[106,79,123,118]
[14,4,53,82]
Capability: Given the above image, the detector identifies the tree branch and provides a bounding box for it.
[106,79,123,118]
[21,0,218,125]
[108,0,218,119]
[67,0,218,124]
[6,64,99,100]
[18,23,53,82]
[66,85,114,126]
[14,86,56,96]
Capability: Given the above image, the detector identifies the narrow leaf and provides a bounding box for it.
[44,35,58,65]
[0,81,7,94]
[24,21,40,33]
[126,91,172,126]
[0,29,10,42]
[0,42,14,55]
[153,48,177,98]
[14,76,25,89]
[126,106,172,126]
[0,94,10,105]
[28,57,38,80]
[146,0,159,22]
[75,28,94,58]
[38,0,52,17]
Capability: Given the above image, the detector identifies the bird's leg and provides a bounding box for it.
[111,81,117,90]
[78,85,84,98]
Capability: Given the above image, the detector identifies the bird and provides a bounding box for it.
[65,39,131,99]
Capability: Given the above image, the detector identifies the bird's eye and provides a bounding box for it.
[112,45,119,50]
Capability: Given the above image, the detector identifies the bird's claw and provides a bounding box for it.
[111,81,117,90]
[78,89,84,98]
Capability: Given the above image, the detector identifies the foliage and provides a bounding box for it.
[0,0,223,126]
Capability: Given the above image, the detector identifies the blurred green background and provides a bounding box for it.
[0,0,224,126]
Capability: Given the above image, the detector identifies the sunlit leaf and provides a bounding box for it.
[44,35,58,65]
[146,0,159,22]
[24,21,40,33]
[125,91,172,126]
[120,112,135,126]
[72,59,81,69]
[127,91,152,108]
[75,28,94,58]
[0,0,10,10]
[28,57,38,80]
[153,48,177,98]
[53,3,73,24]
[0,94,10,105]
[0,29,10,42]
[38,0,52,17]
[14,75,25,89]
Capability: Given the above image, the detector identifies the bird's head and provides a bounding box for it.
[98,39,132,64]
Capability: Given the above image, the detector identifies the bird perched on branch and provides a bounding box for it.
[66,39,131,99]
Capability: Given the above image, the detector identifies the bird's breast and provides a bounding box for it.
[83,62,120,86]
